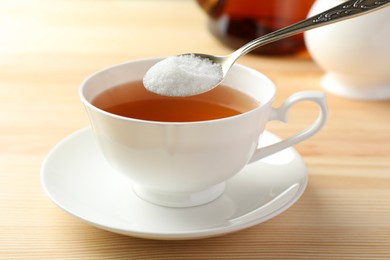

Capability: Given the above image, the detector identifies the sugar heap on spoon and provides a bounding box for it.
[143,54,223,97]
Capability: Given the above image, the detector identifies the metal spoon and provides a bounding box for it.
[144,0,389,96]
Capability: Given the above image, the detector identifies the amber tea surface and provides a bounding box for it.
[92,80,259,122]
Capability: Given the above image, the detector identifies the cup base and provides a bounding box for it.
[132,182,226,208]
[321,74,390,101]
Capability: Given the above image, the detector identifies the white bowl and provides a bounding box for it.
[304,0,390,100]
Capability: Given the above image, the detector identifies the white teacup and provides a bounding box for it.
[80,58,328,207]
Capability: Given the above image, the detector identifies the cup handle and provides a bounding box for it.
[249,91,328,163]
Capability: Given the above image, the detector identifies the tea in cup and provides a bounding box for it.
[80,58,327,207]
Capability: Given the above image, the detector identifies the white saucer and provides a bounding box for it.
[41,128,307,240]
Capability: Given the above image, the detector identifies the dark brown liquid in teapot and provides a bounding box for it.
[197,0,315,55]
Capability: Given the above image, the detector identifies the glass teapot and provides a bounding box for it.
[196,0,315,55]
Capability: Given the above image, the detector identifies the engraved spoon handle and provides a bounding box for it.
[234,0,390,57]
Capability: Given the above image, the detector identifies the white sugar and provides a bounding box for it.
[143,54,223,96]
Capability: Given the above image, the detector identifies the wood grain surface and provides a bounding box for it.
[1,1,389,259]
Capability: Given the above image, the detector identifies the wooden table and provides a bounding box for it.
[1,1,389,259]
